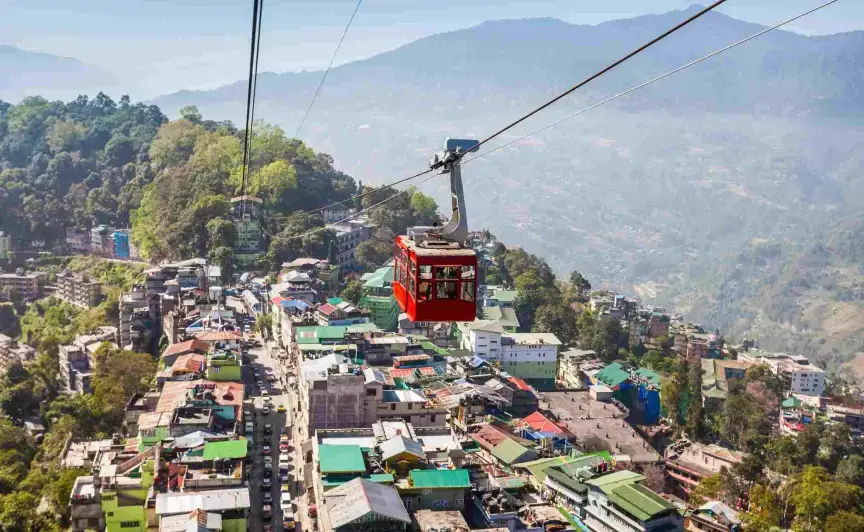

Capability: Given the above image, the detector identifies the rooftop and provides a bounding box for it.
[202,439,248,460]
[326,478,411,530]
[155,487,251,515]
[409,469,471,489]
[491,439,532,465]
[319,444,366,474]
[594,362,630,388]
[380,436,426,462]
[503,332,561,346]
[607,482,676,521]
[585,470,645,492]
[162,340,211,358]
[413,510,469,532]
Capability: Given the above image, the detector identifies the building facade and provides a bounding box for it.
[57,272,103,308]
[0,271,40,300]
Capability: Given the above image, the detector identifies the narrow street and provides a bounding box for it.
[244,335,297,531]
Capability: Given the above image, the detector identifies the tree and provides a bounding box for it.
[0,492,40,531]
[791,466,831,532]
[743,484,783,531]
[579,315,625,363]
[341,280,364,305]
[532,302,577,346]
[826,512,864,532]
[685,359,705,441]
[661,366,688,426]
[179,105,202,124]
[91,345,157,428]
[355,228,395,270]
[641,464,667,494]
[689,474,724,506]
[836,456,864,487]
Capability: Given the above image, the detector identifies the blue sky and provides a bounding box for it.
[1,0,860,98]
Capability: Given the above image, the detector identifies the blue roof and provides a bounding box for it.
[469,356,487,368]
[282,299,310,310]
[381,390,399,403]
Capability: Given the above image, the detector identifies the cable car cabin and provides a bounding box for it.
[393,234,477,323]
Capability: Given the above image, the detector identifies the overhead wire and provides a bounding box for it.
[265,0,839,242]
[468,0,729,153]
[240,0,265,219]
[294,0,364,139]
[462,0,843,167]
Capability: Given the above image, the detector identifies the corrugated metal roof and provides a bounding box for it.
[607,483,675,521]
[492,439,531,465]
[326,478,410,529]
[319,444,366,474]
[155,487,250,515]
[585,470,644,493]
[409,469,471,489]
[380,436,426,462]
[595,362,630,388]
[202,439,247,460]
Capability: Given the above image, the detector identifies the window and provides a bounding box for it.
[430,414,436,423]
[433,500,449,509]
[461,281,475,302]
[419,265,433,280]
[408,403,413,410]
[366,388,377,397]
[418,281,432,302]
[461,265,475,279]
[120,522,141,529]
[391,404,396,411]
[436,266,458,279]
[408,274,416,299]
[437,281,457,300]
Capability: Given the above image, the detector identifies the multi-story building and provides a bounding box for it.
[90,225,115,257]
[461,325,561,382]
[331,218,372,270]
[0,270,40,300]
[584,470,683,532]
[479,285,517,308]
[64,227,91,254]
[0,333,36,371]
[59,345,93,394]
[112,230,130,259]
[664,441,744,498]
[358,266,399,332]
[57,271,103,308]
[316,299,370,326]
[0,231,10,260]
[120,286,161,354]
[557,349,598,388]
[737,348,826,397]
[230,195,263,267]
[700,358,752,404]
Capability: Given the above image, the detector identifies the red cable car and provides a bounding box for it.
[393,139,479,323]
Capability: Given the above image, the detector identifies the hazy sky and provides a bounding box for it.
[1,0,860,99]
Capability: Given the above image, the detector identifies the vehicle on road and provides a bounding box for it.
[263,492,273,504]
[264,424,273,435]
[280,442,290,452]
[276,404,286,413]
[262,504,272,520]
[262,405,270,416]
[262,444,271,454]
[280,492,292,511]
[261,477,271,489]
[262,390,270,398]
[254,370,260,378]
[256,380,264,389]
[280,471,290,482]
[279,453,290,463]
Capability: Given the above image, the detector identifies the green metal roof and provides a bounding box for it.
[492,290,517,303]
[585,470,644,493]
[319,444,367,474]
[410,469,471,489]
[295,326,349,344]
[517,452,611,484]
[492,439,532,465]
[634,367,663,387]
[607,483,676,521]
[420,341,450,356]
[782,396,802,409]
[496,476,526,490]
[321,473,395,487]
[202,439,248,460]
[347,322,381,334]
[362,266,393,289]
[595,362,630,388]
[546,466,588,494]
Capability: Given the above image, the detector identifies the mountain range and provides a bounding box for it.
[0,45,115,103]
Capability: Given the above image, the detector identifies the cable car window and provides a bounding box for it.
[395,259,402,284]
[418,281,432,302]
[408,273,416,299]
[461,281,475,302]
[461,265,476,280]
[436,281,457,300]
[410,258,417,277]
[435,266,459,280]
[419,265,433,280]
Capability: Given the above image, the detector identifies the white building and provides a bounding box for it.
[459,322,560,381]
[331,218,372,269]
[737,349,825,397]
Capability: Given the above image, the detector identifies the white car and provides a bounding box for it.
[279,453,290,463]
[280,492,292,512]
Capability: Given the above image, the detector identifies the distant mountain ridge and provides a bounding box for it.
[0,45,115,103]
[154,6,864,118]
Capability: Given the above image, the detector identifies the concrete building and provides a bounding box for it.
[331,218,372,270]
[230,195,263,267]
[358,266,399,332]
[64,227,91,254]
[325,478,410,532]
[737,348,826,397]
[90,225,115,257]
[0,333,36,371]
[686,501,741,532]
[557,349,598,388]
[700,359,752,404]
[480,285,517,308]
[0,231,10,260]
[664,441,744,498]
[113,230,131,259]
[584,470,683,532]
[461,325,561,382]
[120,286,161,354]
[59,327,118,394]
[57,271,103,308]
[0,271,40,300]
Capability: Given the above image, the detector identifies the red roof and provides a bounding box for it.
[318,303,337,316]
[390,368,415,379]
[520,411,567,435]
[470,423,527,451]
[271,296,285,305]
[162,339,210,358]
[417,367,436,376]
[509,377,532,391]
[171,354,205,374]
[194,331,242,342]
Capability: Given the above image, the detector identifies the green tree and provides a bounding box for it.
[826,512,864,532]
[791,466,832,532]
[743,484,783,531]
[340,280,364,305]
[689,474,724,506]
[179,105,202,123]
[661,365,688,426]
[532,302,577,346]
[685,359,704,440]
[836,456,864,487]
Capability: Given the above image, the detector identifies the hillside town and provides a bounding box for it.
[1,210,861,532]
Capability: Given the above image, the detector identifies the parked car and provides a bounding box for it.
[263,492,273,504]
[276,404,286,413]
[262,405,271,416]
[262,444,271,454]
[264,424,273,435]
[256,380,264,389]
[261,477,271,489]
[280,492,292,512]
[262,504,272,520]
